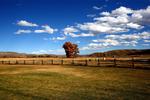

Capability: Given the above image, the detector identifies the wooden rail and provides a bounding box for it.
[0,57,150,69]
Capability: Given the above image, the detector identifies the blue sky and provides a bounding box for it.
[0,0,150,54]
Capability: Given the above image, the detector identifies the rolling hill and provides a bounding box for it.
[0,49,149,58]
[88,49,150,57]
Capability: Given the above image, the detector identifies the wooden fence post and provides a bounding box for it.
[72,59,74,65]
[33,60,35,65]
[16,60,18,64]
[132,57,134,68]
[41,60,44,65]
[114,57,116,67]
[97,58,100,66]
[61,59,63,65]
[24,60,25,65]
[9,60,10,65]
[85,59,88,66]
[51,59,53,65]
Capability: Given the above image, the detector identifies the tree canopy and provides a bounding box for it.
[63,42,79,58]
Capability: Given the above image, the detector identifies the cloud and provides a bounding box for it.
[105,34,140,41]
[16,24,57,34]
[93,6,102,10]
[17,20,38,27]
[15,6,150,51]
[92,39,120,46]
[15,29,32,34]
[68,33,94,37]
[87,14,96,18]
[100,12,110,16]
[127,23,143,29]
[144,40,150,42]
[31,49,65,54]
[111,6,133,16]
[42,25,57,34]
[84,39,120,50]
[106,31,150,43]
[140,31,150,39]
[120,40,138,46]
[94,15,129,24]
[60,6,150,40]
[16,20,57,34]
[131,6,150,25]
[31,50,51,54]
[142,44,150,46]
[51,36,66,41]
[78,22,128,34]
[34,25,57,34]
[81,31,150,50]
[93,5,107,10]
[34,30,45,33]
[80,46,90,51]
[80,43,109,51]
[63,26,78,35]
[63,26,94,37]
[80,39,120,51]
[67,6,150,36]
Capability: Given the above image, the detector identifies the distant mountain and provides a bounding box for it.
[0,52,27,58]
[0,52,64,58]
[0,49,149,58]
[88,49,150,57]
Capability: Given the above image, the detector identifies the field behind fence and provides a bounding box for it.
[0,57,150,69]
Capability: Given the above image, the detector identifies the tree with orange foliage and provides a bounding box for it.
[63,42,79,58]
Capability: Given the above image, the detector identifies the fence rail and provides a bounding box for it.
[0,57,150,69]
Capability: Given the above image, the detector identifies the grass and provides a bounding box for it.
[0,65,149,100]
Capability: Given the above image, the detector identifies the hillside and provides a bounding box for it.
[0,49,149,58]
[0,52,63,58]
[88,49,150,57]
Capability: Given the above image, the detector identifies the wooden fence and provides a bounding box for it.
[0,57,150,69]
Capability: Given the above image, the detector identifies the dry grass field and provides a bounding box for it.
[0,65,150,100]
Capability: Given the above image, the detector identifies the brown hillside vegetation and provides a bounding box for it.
[88,49,150,57]
[0,52,63,58]
[0,49,149,58]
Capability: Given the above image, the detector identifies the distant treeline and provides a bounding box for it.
[0,49,150,58]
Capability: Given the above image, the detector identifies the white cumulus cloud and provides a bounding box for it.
[67,6,150,36]
[17,20,38,27]
[69,33,94,37]
[93,6,102,10]
[63,26,78,35]
[111,6,133,16]
[131,6,150,25]
[80,31,150,50]
[31,49,65,54]
[15,29,32,34]
[144,40,150,42]
[51,36,66,41]
[34,25,57,34]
